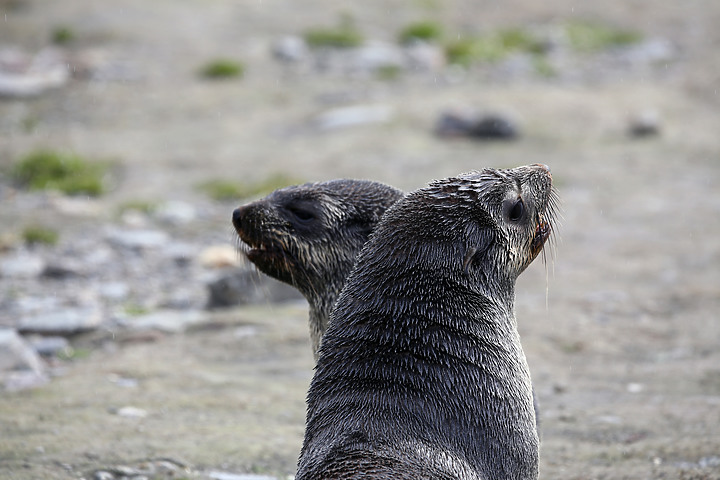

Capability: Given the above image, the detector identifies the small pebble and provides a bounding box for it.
[628,110,661,137]
[199,245,241,269]
[273,35,308,62]
[626,382,644,393]
[114,406,148,418]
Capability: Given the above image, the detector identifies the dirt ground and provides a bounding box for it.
[1,0,719,479]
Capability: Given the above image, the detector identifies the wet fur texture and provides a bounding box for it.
[296,165,558,480]
[232,179,404,358]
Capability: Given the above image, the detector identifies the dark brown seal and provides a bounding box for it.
[232,179,404,359]
[296,164,558,480]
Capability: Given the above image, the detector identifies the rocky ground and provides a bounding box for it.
[1,0,720,479]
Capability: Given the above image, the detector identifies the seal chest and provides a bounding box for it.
[296,164,558,480]
[232,179,403,359]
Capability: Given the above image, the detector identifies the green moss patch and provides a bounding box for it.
[198,173,304,202]
[444,28,546,66]
[304,17,363,48]
[12,150,109,196]
[565,20,642,52]
[22,225,59,246]
[118,200,158,215]
[376,64,403,81]
[398,21,443,44]
[200,59,245,79]
[51,26,76,45]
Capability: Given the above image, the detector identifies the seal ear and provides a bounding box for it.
[345,217,376,239]
[462,246,478,273]
[462,224,495,273]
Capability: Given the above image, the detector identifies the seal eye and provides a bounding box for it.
[286,205,316,223]
[508,198,525,222]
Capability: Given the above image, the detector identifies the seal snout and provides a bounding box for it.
[532,163,551,175]
[232,205,248,234]
[232,204,264,253]
[531,216,552,258]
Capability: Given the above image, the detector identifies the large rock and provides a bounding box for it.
[0,47,69,98]
[435,110,520,140]
[0,329,45,373]
[42,258,88,279]
[18,307,103,335]
[0,252,45,279]
[206,268,302,309]
[0,328,48,391]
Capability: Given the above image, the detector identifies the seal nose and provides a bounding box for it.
[232,206,247,231]
[533,163,551,174]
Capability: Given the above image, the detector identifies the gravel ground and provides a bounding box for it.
[1,1,719,479]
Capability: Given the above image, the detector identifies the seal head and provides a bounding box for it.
[232,179,404,357]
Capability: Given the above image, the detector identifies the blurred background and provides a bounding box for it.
[1,1,719,479]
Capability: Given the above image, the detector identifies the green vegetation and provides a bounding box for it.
[22,225,59,246]
[123,304,150,317]
[398,21,443,44]
[198,173,304,202]
[495,28,546,55]
[565,20,642,52]
[58,347,91,361]
[376,64,403,81]
[21,115,39,133]
[51,26,75,44]
[533,55,557,78]
[445,37,497,66]
[304,16,363,48]
[118,200,158,215]
[413,0,442,10]
[444,28,546,67]
[12,150,109,196]
[200,59,245,79]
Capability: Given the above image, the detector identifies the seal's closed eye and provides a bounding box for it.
[285,204,316,223]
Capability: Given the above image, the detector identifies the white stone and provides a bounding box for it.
[314,104,393,131]
[106,229,169,250]
[18,307,103,335]
[126,310,205,333]
[0,328,45,373]
[0,253,45,278]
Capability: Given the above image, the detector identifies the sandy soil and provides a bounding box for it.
[1,0,719,479]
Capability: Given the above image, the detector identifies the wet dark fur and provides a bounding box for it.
[296,165,558,480]
[232,179,404,358]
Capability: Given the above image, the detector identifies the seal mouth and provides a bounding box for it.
[236,234,282,264]
[235,229,301,283]
[530,216,552,258]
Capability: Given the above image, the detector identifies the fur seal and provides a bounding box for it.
[232,179,404,359]
[296,164,558,480]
